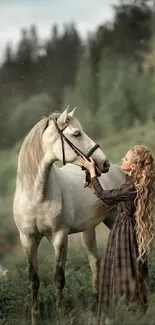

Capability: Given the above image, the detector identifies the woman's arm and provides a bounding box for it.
[79,155,136,206]
[90,176,135,206]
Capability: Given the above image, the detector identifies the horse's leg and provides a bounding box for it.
[52,230,68,309]
[20,232,40,325]
[81,228,101,299]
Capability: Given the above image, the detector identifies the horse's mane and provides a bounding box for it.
[17,111,82,188]
[18,116,49,188]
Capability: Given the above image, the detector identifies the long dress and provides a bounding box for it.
[91,176,149,321]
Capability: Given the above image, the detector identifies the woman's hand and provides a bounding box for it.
[78,155,96,179]
[88,182,95,192]
[79,156,95,171]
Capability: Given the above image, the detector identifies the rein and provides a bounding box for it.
[43,117,101,187]
[53,118,100,166]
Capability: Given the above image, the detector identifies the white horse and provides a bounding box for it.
[13,106,125,322]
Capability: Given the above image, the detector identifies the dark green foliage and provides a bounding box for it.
[0,0,154,148]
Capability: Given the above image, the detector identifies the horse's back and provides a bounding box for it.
[99,164,126,189]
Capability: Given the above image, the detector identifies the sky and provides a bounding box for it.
[0,0,116,63]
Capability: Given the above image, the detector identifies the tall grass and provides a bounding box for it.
[1,248,155,325]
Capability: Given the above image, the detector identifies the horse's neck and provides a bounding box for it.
[17,151,59,200]
[31,155,60,201]
[49,164,71,192]
[36,161,73,203]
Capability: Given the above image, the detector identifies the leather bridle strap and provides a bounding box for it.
[85,144,100,159]
[53,118,100,165]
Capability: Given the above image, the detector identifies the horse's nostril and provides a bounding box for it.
[103,160,110,168]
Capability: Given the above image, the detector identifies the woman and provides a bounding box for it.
[79,145,155,322]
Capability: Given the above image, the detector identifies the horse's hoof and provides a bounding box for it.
[91,293,98,314]
[91,301,98,314]
[31,308,40,325]
[92,292,99,302]
[55,296,65,316]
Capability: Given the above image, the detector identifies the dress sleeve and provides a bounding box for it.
[91,176,136,206]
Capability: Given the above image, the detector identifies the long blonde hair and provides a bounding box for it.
[131,145,155,261]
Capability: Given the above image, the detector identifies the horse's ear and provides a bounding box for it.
[68,107,76,117]
[57,106,69,125]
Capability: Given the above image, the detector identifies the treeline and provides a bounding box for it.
[0,0,155,148]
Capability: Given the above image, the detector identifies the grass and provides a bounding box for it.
[1,248,155,325]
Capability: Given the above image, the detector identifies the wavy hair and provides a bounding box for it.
[130,145,155,261]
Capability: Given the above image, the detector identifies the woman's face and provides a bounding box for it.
[121,150,136,172]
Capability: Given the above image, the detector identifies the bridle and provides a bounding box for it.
[52,117,100,166]
[43,116,102,187]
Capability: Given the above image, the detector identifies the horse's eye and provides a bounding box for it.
[73,131,81,137]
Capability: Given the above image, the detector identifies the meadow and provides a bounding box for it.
[1,121,155,324]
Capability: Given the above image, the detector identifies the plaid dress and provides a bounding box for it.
[91,177,149,321]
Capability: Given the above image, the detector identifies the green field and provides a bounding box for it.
[1,121,155,324]
[1,248,155,325]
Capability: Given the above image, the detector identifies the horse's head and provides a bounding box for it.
[42,106,110,174]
